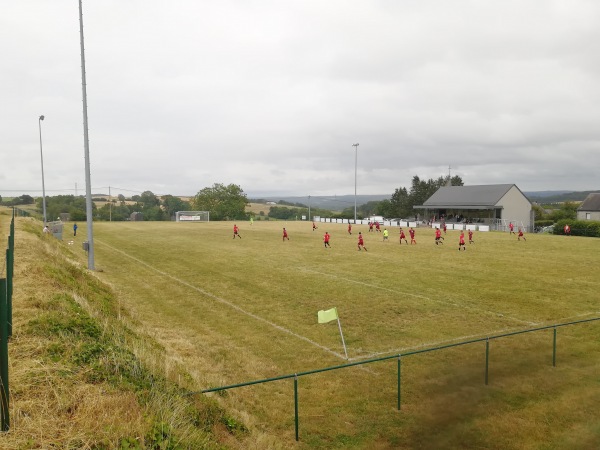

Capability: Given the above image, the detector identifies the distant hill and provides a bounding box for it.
[525,190,600,203]
[249,194,390,211]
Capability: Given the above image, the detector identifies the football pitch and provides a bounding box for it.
[83,220,600,448]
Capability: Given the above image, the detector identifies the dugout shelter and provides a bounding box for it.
[414,184,533,231]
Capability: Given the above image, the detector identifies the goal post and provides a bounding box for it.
[175,211,210,222]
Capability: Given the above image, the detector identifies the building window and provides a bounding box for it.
[586,213,591,220]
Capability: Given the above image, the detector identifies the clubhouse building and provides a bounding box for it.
[415,184,533,231]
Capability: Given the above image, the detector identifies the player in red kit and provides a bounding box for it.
[435,227,443,245]
[369,222,374,232]
[375,222,381,233]
[282,227,289,241]
[357,232,367,251]
[517,228,526,241]
[348,223,352,235]
[468,229,474,244]
[323,232,331,248]
[399,228,408,244]
[409,227,416,244]
[509,222,515,234]
[233,224,241,239]
[458,231,466,251]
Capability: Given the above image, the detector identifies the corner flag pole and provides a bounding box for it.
[318,307,349,359]
[337,317,348,360]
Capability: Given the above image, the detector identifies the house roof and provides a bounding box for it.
[415,184,519,209]
[577,193,600,212]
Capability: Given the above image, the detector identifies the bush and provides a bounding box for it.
[553,219,600,237]
[534,219,554,227]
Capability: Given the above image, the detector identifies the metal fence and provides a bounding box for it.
[188,316,600,441]
[0,208,15,431]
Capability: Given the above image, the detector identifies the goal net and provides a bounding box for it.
[175,211,210,222]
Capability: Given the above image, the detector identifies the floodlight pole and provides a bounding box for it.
[352,143,359,223]
[38,115,47,226]
[308,195,311,221]
[79,0,95,270]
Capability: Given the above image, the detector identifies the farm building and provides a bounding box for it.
[577,193,600,221]
[414,184,533,231]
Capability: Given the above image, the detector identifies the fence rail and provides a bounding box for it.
[188,316,600,441]
[1,208,16,431]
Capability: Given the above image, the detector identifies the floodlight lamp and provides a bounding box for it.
[39,115,45,121]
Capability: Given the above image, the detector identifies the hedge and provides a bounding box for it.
[553,219,600,237]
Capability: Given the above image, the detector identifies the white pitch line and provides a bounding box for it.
[95,240,348,361]
[300,268,538,327]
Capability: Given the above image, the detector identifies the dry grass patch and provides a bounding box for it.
[0,216,239,449]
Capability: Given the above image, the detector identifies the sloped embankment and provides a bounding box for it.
[1,216,246,449]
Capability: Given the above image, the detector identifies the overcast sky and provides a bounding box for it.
[2,1,599,199]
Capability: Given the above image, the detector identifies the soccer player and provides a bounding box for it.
[312,221,317,231]
[509,222,515,234]
[399,228,408,244]
[348,223,352,235]
[73,223,78,236]
[382,228,389,242]
[468,229,474,244]
[323,231,331,248]
[458,231,466,251]
[409,227,416,244]
[435,227,443,245]
[369,222,374,232]
[443,223,447,235]
[564,224,571,235]
[282,227,289,241]
[233,224,241,239]
[517,228,526,241]
[375,222,381,233]
[358,232,367,251]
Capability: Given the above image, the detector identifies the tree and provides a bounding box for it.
[549,202,577,222]
[139,191,160,208]
[162,195,191,219]
[143,205,166,221]
[389,187,410,218]
[192,183,249,221]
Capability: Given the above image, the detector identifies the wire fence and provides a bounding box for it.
[187,316,600,441]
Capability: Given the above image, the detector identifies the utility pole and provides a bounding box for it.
[352,143,359,223]
[79,0,95,270]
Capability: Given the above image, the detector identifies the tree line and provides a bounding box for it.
[0,176,463,222]
[3,175,583,224]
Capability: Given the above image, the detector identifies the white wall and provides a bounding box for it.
[498,186,532,230]
[578,211,600,221]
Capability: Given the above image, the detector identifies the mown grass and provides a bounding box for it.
[54,219,600,449]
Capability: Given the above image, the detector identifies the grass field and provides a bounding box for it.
[64,220,600,448]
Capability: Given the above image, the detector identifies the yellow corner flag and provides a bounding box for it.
[318,307,339,324]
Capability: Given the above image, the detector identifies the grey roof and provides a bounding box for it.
[416,184,518,209]
[578,193,600,212]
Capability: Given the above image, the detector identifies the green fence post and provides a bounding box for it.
[6,244,13,338]
[0,278,9,431]
[552,327,557,367]
[484,338,489,385]
[397,355,402,410]
[294,374,299,441]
